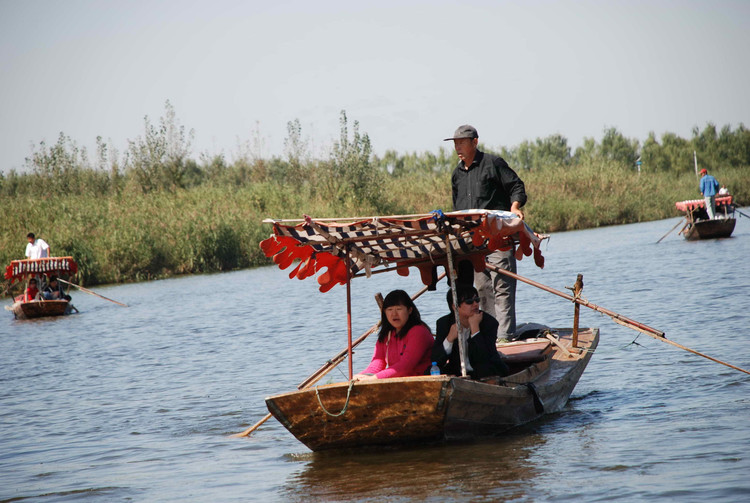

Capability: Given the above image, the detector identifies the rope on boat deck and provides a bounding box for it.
[315,380,355,417]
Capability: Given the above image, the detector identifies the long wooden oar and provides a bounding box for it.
[228,323,380,439]
[677,217,694,236]
[57,278,128,307]
[656,217,686,243]
[229,273,445,438]
[485,263,750,376]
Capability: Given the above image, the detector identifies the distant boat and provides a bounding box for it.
[675,195,736,241]
[4,257,78,319]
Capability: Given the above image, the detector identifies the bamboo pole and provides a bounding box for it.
[229,273,446,438]
[346,246,353,380]
[568,274,583,347]
[444,234,468,377]
[677,219,692,236]
[57,278,128,307]
[656,217,686,243]
[263,212,437,224]
[484,263,750,376]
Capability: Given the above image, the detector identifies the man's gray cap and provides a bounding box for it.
[444,125,478,141]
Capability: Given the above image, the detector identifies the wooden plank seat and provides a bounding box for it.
[497,338,552,364]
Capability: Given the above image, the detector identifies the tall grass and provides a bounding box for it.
[2,163,747,294]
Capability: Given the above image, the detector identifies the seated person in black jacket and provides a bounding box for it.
[43,275,71,301]
[432,285,509,379]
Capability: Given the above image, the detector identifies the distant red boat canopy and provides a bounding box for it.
[260,210,545,292]
[675,195,733,212]
[4,257,78,283]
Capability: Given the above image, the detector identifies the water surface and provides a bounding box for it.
[2,214,749,502]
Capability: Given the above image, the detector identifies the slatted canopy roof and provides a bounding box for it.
[5,257,78,284]
[260,210,545,292]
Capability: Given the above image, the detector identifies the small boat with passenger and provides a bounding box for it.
[251,210,599,451]
[675,195,736,240]
[4,257,78,319]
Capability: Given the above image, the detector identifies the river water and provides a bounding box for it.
[2,214,749,502]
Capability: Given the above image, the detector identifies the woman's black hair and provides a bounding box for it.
[377,289,425,342]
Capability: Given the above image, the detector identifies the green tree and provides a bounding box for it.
[716,123,750,168]
[326,110,382,209]
[599,127,639,168]
[125,100,195,192]
[691,123,720,171]
[282,118,310,186]
[572,137,598,163]
[660,132,691,174]
[641,132,672,172]
[533,134,572,169]
[502,140,534,171]
[25,132,89,195]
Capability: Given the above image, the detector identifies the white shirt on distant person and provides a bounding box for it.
[25,238,50,259]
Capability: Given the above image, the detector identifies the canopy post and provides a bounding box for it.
[346,246,353,380]
[444,234,468,377]
[569,274,583,348]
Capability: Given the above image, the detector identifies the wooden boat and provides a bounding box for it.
[4,257,78,319]
[256,210,599,451]
[676,195,736,240]
[266,329,598,451]
[8,299,74,319]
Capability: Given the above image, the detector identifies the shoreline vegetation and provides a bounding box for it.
[2,102,748,294]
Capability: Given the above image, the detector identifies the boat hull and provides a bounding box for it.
[683,218,736,240]
[7,300,73,319]
[265,328,599,451]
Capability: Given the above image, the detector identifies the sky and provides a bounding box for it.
[1,0,748,172]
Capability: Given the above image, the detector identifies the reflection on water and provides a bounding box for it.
[283,431,547,502]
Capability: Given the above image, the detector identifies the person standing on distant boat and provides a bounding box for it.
[25,232,50,259]
[699,168,720,220]
[352,290,434,381]
[445,124,527,341]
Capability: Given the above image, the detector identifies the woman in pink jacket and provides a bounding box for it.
[353,289,434,381]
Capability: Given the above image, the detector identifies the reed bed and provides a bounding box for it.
[3,163,746,295]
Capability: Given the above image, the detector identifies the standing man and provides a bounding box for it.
[445,124,527,340]
[699,168,720,220]
[25,232,50,259]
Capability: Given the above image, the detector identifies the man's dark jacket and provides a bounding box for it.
[432,311,509,379]
[452,149,527,211]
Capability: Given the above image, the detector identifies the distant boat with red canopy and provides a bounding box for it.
[675,195,736,240]
[4,257,78,319]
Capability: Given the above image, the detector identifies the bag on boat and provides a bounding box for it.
[513,322,551,341]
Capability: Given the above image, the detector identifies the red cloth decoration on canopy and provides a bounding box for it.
[259,211,546,292]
